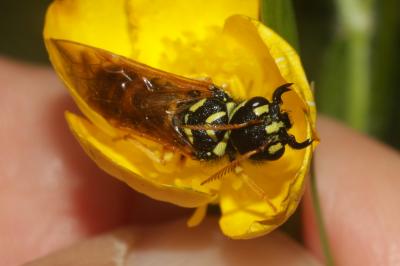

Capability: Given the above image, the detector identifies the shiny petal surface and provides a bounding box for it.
[44,0,258,65]
[65,112,215,208]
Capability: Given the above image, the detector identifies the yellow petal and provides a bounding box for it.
[44,0,258,66]
[44,1,316,238]
[219,139,313,239]
[44,0,133,58]
[216,16,316,239]
[65,111,216,208]
[125,0,258,68]
[187,205,208,228]
[221,15,286,98]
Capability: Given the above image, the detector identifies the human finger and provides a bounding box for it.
[0,58,188,265]
[302,117,400,265]
[26,217,320,266]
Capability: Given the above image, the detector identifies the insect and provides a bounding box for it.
[50,39,312,185]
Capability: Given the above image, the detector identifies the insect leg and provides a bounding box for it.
[286,135,313,149]
[226,141,236,162]
[278,128,313,149]
[239,173,277,212]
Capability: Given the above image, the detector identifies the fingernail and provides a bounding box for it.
[25,227,137,266]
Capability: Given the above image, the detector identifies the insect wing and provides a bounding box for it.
[49,39,214,156]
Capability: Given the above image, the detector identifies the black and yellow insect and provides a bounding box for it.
[50,39,312,184]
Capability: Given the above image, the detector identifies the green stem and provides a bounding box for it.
[310,159,334,265]
[260,0,299,51]
[335,0,374,131]
[369,0,400,144]
[346,33,370,130]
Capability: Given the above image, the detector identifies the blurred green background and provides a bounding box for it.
[0,0,399,148]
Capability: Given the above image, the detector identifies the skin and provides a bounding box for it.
[0,58,399,266]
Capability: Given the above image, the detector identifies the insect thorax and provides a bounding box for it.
[179,88,236,160]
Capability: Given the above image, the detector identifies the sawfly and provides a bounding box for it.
[50,39,312,185]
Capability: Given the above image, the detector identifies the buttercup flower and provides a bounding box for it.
[44,0,317,239]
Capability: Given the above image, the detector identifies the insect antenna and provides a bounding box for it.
[182,119,264,131]
[200,158,242,185]
[273,83,292,104]
[200,142,270,185]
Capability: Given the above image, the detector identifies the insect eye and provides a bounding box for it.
[246,97,270,108]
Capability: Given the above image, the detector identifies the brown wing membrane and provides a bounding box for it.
[49,39,215,157]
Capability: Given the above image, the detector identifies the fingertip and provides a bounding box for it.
[27,218,320,266]
[302,116,400,265]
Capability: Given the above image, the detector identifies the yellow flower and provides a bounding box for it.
[44,0,317,239]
